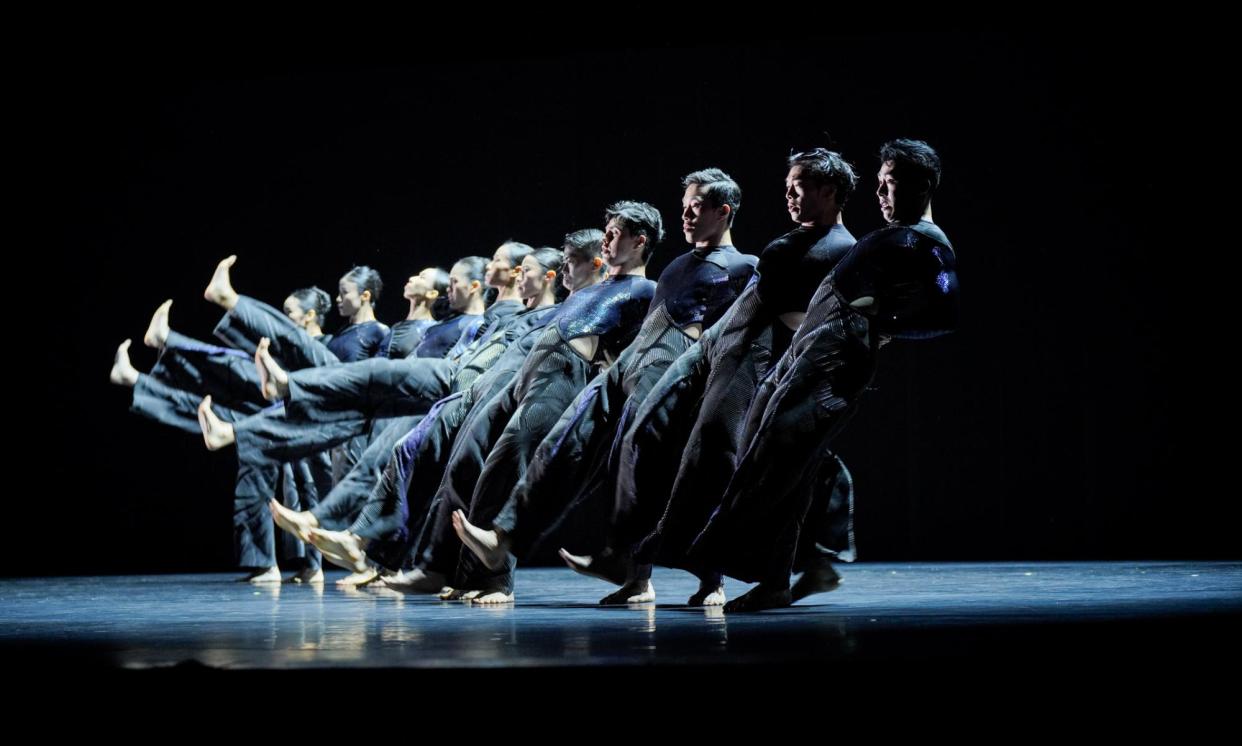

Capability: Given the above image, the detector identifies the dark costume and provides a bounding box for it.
[422,275,657,595]
[382,318,436,359]
[128,327,331,571]
[687,220,958,584]
[336,304,562,570]
[615,224,858,580]
[232,302,523,546]
[493,245,758,561]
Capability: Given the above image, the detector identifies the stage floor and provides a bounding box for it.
[3,562,1239,672]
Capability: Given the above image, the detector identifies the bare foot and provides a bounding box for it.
[254,338,289,401]
[688,582,726,607]
[599,579,655,605]
[336,567,380,587]
[196,396,235,450]
[243,566,282,584]
[451,510,510,571]
[438,587,465,600]
[469,590,514,605]
[143,300,172,349]
[791,559,842,603]
[110,339,139,387]
[269,499,318,542]
[723,582,791,612]
[381,568,446,593]
[317,550,359,573]
[204,255,240,310]
[290,567,324,584]
[558,548,628,586]
[307,527,368,573]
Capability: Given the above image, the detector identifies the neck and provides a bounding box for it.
[893,202,934,226]
[528,286,557,309]
[405,299,434,321]
[461,295,486,316]
[350,306,376,325]
[305,322,324,338]
[607,259,647,279]
[695,227,731,250]
[571,274,604,294]
[494,282,523,303]
[801,206,843,229]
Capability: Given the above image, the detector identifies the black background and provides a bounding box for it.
[17,27,1224,576]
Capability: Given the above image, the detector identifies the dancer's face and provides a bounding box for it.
[560,251,598,292]
[785,165,835,225]
[406,267,442,302]
[446,263,478,312]
[879,160,929,223]
[336,278,365,318]
[283,296,309,328]
[601,218,645,268]
[517,255,548,300]
[682,184,729,245]
[876,160,902,224]
[486,245,515,288]
[403,274,432,301]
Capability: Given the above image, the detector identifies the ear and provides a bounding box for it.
[470,280,481,292]
[360,289,373,304]
[425,289,440,301]
[305,309,318,323]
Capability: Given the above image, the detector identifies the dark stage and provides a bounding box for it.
[5,563,1238,674]
[16,30,1229,711]
[34,31,1218,581]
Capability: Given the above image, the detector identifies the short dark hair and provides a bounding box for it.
[879,138,941,196]
[681,168,742,227]
[788,148,858,206]
[342,265,383,304]
[562,229,605,264]
[561,228,606,284]
[604,200,665,262]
